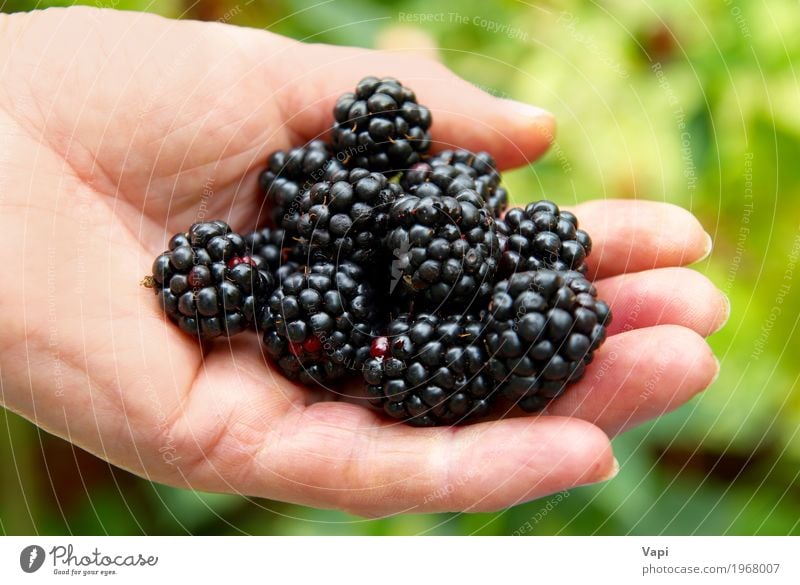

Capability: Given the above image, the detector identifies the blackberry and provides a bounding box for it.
[244,226,302,281]
[259,140,344,226]
[151,220,274,340]
[363,314,494,426]
[496,200,593,277]
[483,269,611,412]
[245,226,288,270]
[384,189,501,308]
[332,76,432,174]
[261,261,378,385]
[402,149,508,218]
[282,167,403,266]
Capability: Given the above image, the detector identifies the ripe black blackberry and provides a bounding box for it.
[243,226,303,282]
[151,220,274,340]
[384,189,501,308]
[483,269,611,412]
[259,140,344,226]
[496,200,593,278]
[363,314,494,426]
[332,76,432,174]
[402,149,508,218]
[282,167,403,266]
[261,261,378,385]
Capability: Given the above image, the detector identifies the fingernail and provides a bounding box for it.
[698,232,713,262]
[711,295,731,335]
[500,98,554,121]
[596,457,620,483]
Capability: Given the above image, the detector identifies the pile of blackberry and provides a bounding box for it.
[146,76,611,426]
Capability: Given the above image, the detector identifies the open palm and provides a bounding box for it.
[0,7,725,517]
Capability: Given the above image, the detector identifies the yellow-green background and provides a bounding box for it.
[2,0,798,535]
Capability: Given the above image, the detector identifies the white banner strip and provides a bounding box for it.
[1,536,798,584]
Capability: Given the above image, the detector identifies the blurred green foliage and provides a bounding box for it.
[1,0,799,535]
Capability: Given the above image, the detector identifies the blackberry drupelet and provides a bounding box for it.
[384,189,501,308]
[259,140,344,226]
[496,200,593,278]
[151,220,274,340]
[261,261,378,385]
[282,167,404,266]
[402,149,508,218]
[243,226,303,282]
[363,314,494,426]
[483,269,611,412]
[332,76,432,174]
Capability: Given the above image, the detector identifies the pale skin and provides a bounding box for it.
[0,7,728,518]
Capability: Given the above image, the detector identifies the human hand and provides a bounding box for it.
[0,7,726,517]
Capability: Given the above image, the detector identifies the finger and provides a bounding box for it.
[547,325,719,436]
[566,200,712,279]
[597,267,730,337]
[271,44,555,170]
[255,406,615,517]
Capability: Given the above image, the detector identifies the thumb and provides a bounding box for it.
[270,43,555,170]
